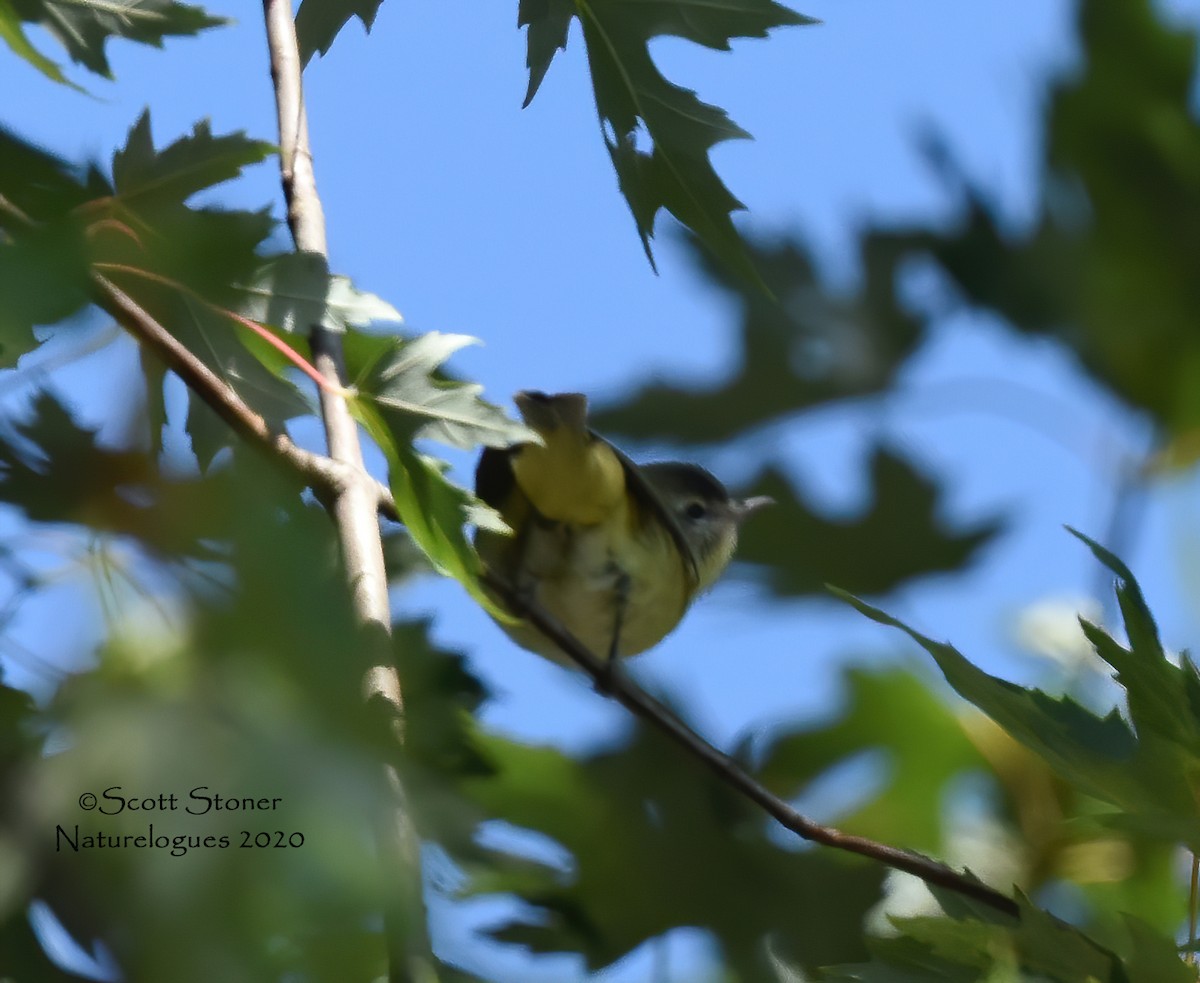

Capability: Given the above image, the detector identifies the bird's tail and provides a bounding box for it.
[509,391,626,526]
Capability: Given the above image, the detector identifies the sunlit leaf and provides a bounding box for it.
[346,330,530,450]
[234,252,402,336]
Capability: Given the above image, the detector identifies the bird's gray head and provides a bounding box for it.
[639,462,772,591]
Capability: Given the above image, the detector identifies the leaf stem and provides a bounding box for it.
[92,261,346,397]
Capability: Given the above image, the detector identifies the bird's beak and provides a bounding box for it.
[732,495,774,523]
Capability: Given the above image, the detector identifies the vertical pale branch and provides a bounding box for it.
[260,3,433,980]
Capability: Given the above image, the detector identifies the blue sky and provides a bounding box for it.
[6,1,1200,979]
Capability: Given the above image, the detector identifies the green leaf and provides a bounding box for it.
[9,0,224,79]
[391,619,492,781]
[0,0,72,85]
[0,390,153,527]
[1121,914,1196,983]
[343,330,523,609]
[345,330,531,450]
[836,595,1142,781]
[0,916,87,983]
[0,126,95,221]
[825,892,1136,983]
[233,252,402,336]
[835,531,1200,850]
[295,0,383,65]
[519,0,814,282]
[167,297,311,469]
[92,113,277,305]
[111,113,274,207]
[0,130,96,360]
[0,389,242,556]
[461,720,882,975]
[1069,527,1200,757]
[0,219,92,365]
[386,446,495,609]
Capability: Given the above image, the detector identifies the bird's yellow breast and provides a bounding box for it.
[490,508,692,663]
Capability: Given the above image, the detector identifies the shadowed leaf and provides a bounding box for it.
[520,0,814,282]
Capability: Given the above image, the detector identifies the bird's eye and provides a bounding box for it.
[684,501,707,521]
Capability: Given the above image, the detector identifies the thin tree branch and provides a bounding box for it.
[479,567,1020,919]
[262,3,433,980]
[92,272,343,487]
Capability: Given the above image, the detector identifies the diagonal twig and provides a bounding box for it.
[479,567,1020,918]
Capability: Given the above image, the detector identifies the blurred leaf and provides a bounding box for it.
[928,0,1200,451]
[1121,914,1196,983]
[828,890,1190,983]
[0,389,157,530]
[295,0,383,65]
[0,389,286,559]
[838,530,1200,850]
[757,666,985,852]
[460,720,882,975]
[0,449,407,983]
[233,252,402,336]
[392,621,497,866]
[0,219,92,366]
[0,126,95,221]
[519,0,813,282]
[738,449,1003,598]
[0,915,84,982]
[139,345,169,456]
[380,527,434,585]
[0,680,41,764]
[0,129,96,360]
[592,233,925,444]
[392,619,491,778]
[7,0,223,79]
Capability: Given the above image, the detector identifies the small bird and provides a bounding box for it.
[475,391,771,664]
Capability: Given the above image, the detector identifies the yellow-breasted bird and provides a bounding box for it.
[475,391,771,664]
